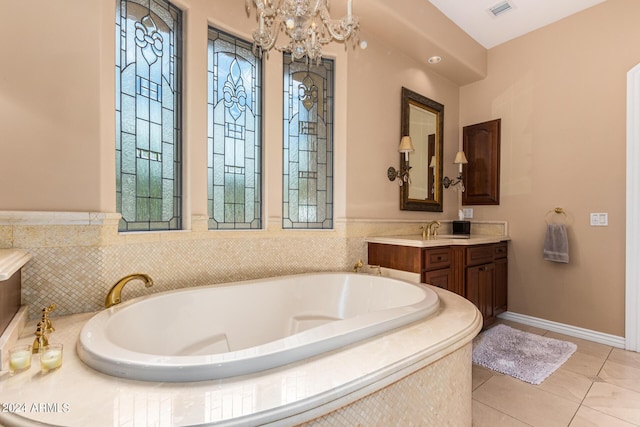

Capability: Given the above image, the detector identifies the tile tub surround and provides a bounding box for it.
[0,286,481,427]
[0,211,503,320]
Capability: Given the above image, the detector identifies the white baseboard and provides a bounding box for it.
[499,311,626,349]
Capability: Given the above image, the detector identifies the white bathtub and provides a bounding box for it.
[77,272,439,382]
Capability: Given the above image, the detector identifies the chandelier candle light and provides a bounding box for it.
[245,0,360,62]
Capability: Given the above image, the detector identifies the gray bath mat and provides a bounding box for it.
[472,324,577,385]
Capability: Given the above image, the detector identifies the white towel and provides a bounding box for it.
[543,223,569,263]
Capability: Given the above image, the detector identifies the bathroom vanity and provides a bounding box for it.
[366,234,508,327]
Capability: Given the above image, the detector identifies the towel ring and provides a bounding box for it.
[545,207,568,224]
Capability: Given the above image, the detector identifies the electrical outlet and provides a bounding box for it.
[590,213,608,226]
[462,208,473,219]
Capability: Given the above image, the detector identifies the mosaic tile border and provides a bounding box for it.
[0,211,506,319]
[300,343,473,426]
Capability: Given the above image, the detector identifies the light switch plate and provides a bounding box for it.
[590,213,608,226]
[462,208,473,219]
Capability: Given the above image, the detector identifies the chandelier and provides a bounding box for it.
[245,0,360,62]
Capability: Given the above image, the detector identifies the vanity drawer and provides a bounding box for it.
[465,244,494,266]
[423,268,453,291]
[423,247,451,271]
[494,242,508,259]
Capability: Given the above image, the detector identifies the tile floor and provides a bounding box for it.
[472,320,640,426]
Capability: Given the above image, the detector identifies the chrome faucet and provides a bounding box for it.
[105,273,154,308]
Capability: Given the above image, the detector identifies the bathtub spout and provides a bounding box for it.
[105,273,154,308]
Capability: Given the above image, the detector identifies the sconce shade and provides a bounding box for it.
[398,136,415,154]
[454,151,468,165]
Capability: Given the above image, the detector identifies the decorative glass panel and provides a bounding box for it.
[207,28,262,230]
[116,0,182,231]
[283,55,334,229]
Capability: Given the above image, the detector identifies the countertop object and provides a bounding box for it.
[0,249,32,281]
[364,234,510,248]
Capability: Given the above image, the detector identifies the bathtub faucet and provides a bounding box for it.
[105,273,154,308]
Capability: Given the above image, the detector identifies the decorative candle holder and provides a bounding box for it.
[9,345,32,375]
[40,344,63,373]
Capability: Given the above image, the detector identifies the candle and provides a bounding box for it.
[40,344,63,373]
[347,0,352,18]
[9,345,32,374]
[259,14,264,33]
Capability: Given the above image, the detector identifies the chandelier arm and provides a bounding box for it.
[317,8,358,41]
[247,0,360,61]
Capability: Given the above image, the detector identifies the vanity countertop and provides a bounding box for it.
[0,249,31,281]
[365,234,510,248]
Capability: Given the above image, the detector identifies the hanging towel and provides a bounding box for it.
[543,223,569,263]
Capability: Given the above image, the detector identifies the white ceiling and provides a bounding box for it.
[427,0,607,49]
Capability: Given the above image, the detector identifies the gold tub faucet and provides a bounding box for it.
[33,303,57,354]
[105,273,154,308]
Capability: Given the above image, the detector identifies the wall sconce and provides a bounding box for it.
[442,150,468,191]
[387,136,415,186]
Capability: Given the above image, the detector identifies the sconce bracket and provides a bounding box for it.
[387,166,399,182]
[443,175,463,189]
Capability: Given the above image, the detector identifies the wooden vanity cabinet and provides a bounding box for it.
[465,245,497,326]
[422,247,453,292]
[367,240,508,328]
[494,243,508,316]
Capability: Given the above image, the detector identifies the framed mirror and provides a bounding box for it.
[400,87,444,211]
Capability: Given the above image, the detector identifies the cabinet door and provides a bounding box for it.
[466,263,496,326]
[423,268,453,292]
[494,257,508,315]
[462,119,501,205]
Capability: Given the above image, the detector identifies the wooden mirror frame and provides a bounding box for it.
[400,87,444,211]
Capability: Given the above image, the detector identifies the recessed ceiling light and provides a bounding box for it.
[428,56,442,64]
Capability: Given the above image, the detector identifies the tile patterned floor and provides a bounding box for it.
[472,320,640,427]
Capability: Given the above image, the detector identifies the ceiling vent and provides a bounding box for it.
[488,1,514,17]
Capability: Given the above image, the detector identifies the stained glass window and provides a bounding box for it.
[283,55,334,229]
[207,28,262,230]
[116,0,182,231]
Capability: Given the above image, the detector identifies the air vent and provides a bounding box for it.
[489,1,513,17]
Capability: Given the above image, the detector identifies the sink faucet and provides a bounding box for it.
[105,273,154,308]
[420,221,441,240]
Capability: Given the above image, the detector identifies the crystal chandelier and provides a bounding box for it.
[245,0,360,62]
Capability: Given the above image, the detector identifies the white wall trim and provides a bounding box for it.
[499,311,625,349]
[0,211,120,226]
[626,64,640,352]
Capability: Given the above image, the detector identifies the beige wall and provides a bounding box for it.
[1,0,633,337]
[346,36,461,219]
[0,0,456,319]
[460,0,640,336]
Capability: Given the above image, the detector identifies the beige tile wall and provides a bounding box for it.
[3,212,485,319]
[301,343,472,426]
[1,212,508,320]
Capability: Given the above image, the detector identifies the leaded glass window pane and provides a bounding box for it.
[207,28,262,230]
[283,55,334,229]
[116,0,182,232]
